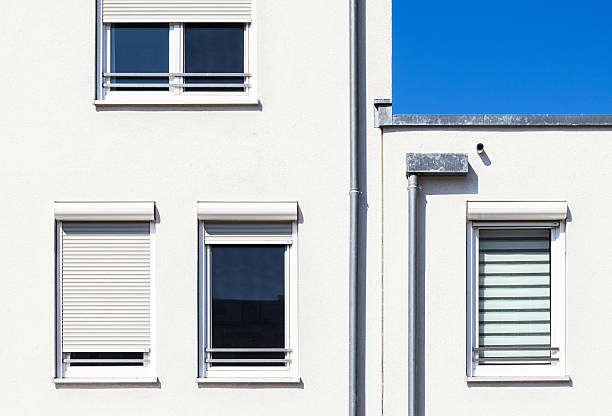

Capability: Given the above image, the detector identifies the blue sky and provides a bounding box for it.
[393,1,612,114]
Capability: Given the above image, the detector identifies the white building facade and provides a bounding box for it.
[373,110,612,415]
[0,0,387,414]
[2,0,610,415]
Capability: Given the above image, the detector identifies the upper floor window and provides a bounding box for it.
[96,0,256,105]
[466,201,568,382]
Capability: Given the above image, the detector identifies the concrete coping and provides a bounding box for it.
[373,99,612,127]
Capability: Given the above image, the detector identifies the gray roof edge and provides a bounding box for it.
[373,100,612,127]
[391,114,612,127]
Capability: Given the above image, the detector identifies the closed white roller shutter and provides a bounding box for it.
[204,222,293,244]
[60,222,151,353]
[102,0,253,23]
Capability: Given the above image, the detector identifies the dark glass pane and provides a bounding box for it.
[184,23,245,92]
[211,245,285,366]
[110,24,169,91]
[70,352,143,367]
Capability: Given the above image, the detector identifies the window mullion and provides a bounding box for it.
[205,244,212,373]
[284,246,290,354]
[56,222,63,378]
[104,25,111,97]
[472,227,480,372]
[169,23,183,95]
[244,24,250,94]
[96,0,104,99]
[550,224,565,371]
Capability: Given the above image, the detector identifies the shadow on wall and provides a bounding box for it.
[54,380,162,390]
[198,380,305,390]
[95,103,263,112]
[414,164,478,416]
[417,164,479,196]
[478,149,491,167]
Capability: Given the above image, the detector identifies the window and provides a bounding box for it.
[96,0,256,104]
[109,24,170,92]
[54,202,156,382]
[197,202,299,382]
[466,201,567,381]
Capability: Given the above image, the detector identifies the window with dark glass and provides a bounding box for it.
[209,245,286,367]
[184,23,246,92]
[198,209,298,380]
[97,0,255,101]
[110,24,169,91]
[101,22,250,99]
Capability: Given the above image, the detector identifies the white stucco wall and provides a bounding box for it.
[381,129,612,415]
[0,0,389,414]
[364,0,392,414]
[5,0,606,415]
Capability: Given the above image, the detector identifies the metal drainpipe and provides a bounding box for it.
[349,0,360,413]
[407,174,418,416]
[404,153,468,416]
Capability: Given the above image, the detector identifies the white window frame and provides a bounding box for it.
[467,220,566,380]
[197,203,299,383]
[95,2,258,105]
[53,202,157,383]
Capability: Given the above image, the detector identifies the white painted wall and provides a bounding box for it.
[381,129,612,415]
[0,0,385,414]
[5,0,603,414]
[364,0,392,415]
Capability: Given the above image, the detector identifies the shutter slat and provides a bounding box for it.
[479,287,550,297]
[102,0,252,23]
[204,221,293,244]
[478,228,551,361]
[61,222,151,353]
[479,311,550,321]
[480,275,550,285]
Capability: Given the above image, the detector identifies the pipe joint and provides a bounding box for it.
[407,173,419,190]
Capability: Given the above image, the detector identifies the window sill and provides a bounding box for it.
[93,97,259,106]
[466,376,571,384]
[196,377,301,385]
[53,377,158,385]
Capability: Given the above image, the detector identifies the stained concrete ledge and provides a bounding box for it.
[374,99,612,127]
[406,153,468,176]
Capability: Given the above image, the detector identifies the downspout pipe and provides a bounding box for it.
[407,174,418,416]
[349,0,360,414]
[405,153,468,416]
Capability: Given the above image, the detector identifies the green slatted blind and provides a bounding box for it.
[478,228,551,363]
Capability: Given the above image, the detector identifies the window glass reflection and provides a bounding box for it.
[211,245,285,366]
[184,23,245,92]
[110,24,169,91]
